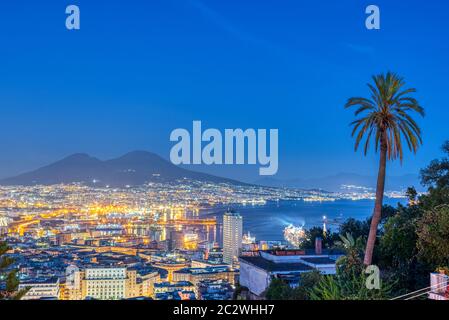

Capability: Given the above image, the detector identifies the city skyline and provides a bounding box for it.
[1,1,448,182]
[1,1,449,304]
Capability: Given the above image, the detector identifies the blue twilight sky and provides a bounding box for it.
[0,0,448,182]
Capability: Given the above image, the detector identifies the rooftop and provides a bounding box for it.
[174,266,233,275]
[224,211,241,217]
[20,277,60,285]
[300,257,336,265]
[154,281,193,288]
[263,249,344,256]
[239,256,313,272]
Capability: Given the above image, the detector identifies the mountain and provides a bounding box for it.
[0,151,246,187]
[256,172,423,192]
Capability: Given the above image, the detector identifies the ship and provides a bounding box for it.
[242,231,256,245]
[283,224,306,248]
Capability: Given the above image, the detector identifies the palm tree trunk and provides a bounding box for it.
[364,137,387,265]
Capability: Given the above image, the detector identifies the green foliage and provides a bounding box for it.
[311,236,393,301]
[0,241,10,256]
[338,206,395,241]
[418,141,449,210]
[379,205,421,267]
[300,227,339,250]
[267,139,449,300]
[416,205,449,267]
[346,72,424,265]
[335,233,365,279]
[0,255,14,269]
[265,278,292,300]
[293,270,322,300]
[380,205,399,224]
[309,272,392,300]
[266,232,397,301]
[418,186,449,211]
[339,218,370,240]
[378,204,428,293]
[345,72,424,162]
[265,271,322,300]
[298,232,393,300]
[6,270,20,292]
[406,187,418,202]
[375,142,449,295]
[309,275,342,300]
[0,241,24,300]
[420,141,449,189]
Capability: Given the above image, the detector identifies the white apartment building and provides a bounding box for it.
[63,265,159,300]
[223,212,243,265]
[84,267,127,300]
[19,277,60,300]
[239,246,343,297]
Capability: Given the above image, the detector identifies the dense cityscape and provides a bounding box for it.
[0,180,404,300]
[1,1,448,310]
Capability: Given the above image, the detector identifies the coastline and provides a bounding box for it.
[201,197,407,242]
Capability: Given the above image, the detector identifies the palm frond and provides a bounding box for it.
[345,72,424,161]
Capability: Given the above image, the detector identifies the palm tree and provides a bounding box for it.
[345,72,424,265]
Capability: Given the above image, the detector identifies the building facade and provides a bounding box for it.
[172,266,238,287]
[19,277,60,300]
[239,247,343,297]
[222,212,242,265]
[62,265,159,300]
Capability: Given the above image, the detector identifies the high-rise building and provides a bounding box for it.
[222,211,243,265]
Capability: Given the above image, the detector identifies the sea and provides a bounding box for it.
[201,198,407,242]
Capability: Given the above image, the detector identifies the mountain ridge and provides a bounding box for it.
[0,151,247,187]
[255,172,423,192]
